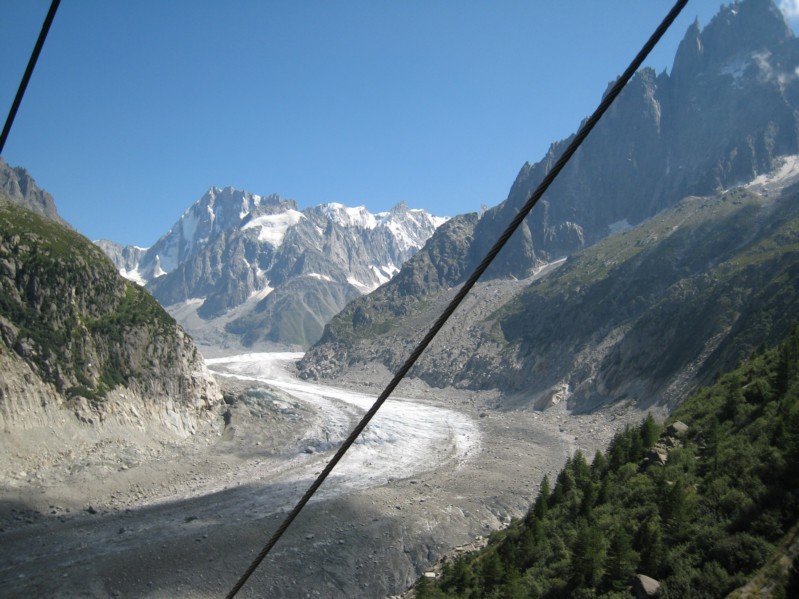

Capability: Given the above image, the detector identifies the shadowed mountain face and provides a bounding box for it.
[299,0,799,410]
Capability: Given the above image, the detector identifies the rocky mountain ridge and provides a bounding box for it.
[301,168,799,410]
[100,187,447,348]
[467,0,798,281]
[299,0,799,411]
[0,157,67,227]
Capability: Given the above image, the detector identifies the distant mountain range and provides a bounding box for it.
[299,0,799,411]
[98,187,447,348]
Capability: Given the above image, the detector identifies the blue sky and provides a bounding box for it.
[2,1,798,247]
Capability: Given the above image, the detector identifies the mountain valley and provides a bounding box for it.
[2,1,799,597]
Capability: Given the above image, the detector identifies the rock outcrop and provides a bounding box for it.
[0,157,67,227]
[468,0,799,280]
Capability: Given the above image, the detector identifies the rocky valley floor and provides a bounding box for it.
[0,354,660,598]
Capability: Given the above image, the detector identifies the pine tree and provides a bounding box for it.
[570,523,606,589]
[531,474,550,520]
[603,526,638,592]
[640,413,660,448]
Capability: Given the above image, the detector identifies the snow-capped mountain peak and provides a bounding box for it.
[320,202,380,229]
[99,187,448,348]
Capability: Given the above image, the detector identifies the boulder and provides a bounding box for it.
[634,573,661,598]
[666,421,689,437]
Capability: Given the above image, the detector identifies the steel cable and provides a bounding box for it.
[0,0,61,155]
[225,1,689,596]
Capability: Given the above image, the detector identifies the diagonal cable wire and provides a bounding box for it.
[225,1,689,596]
[0,0,61,155]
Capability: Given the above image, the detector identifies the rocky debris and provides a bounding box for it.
[647,447,670,467]
[645,421,688,468]
[397,535,493,598]
[666,420,688,437]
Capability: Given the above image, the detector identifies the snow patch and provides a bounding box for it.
[746,154,799,194]
[180,206,203,254]
[608,219,632,235]
[347,276,373,291]
[428,214,449,228]
[720,55,749,85]
[242,209,305,246]
[320,203,448,235]
[153,232,182,274]
[370,263,398,286]
[153,256,168,278]
[321,203,378,229]
[240,194,263,220]
[250,282,274,301]
[305,273,334,283]
[118,267,147,286]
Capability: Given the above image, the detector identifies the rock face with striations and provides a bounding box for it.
[299,0,799,410]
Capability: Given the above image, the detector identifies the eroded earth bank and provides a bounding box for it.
[0,353,655,598]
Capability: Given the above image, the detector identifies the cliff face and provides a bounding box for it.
[0,195,223,436]
[467,0,799,281]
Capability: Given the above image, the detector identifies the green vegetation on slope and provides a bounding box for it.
[496,189,775,347]
[416,327,799,598]
[0,195,177,400]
